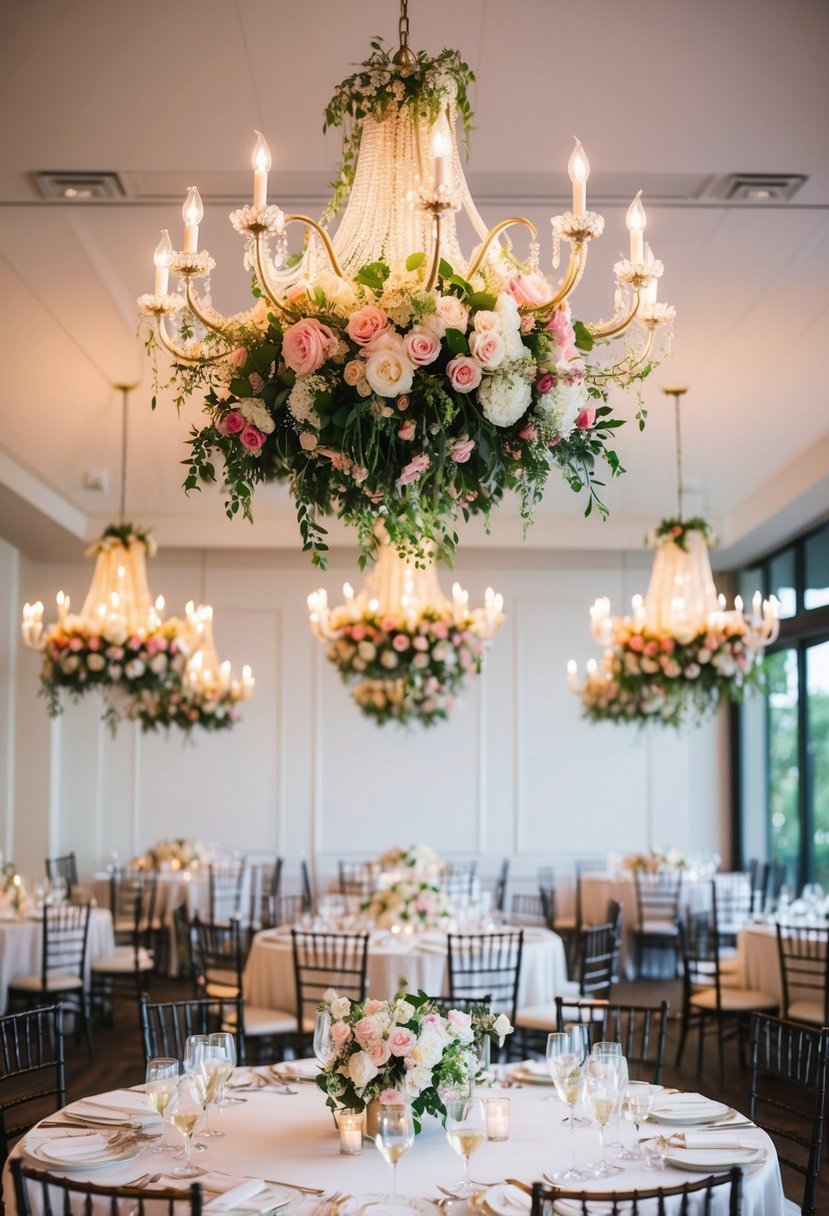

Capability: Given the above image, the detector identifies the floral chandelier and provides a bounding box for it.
[21,387,254,733]
[138,2,674,568]
[568,388,779,728]
[307,530,504,727]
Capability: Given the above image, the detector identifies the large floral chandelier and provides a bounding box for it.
[138,2,675,568]
[568,388,779,728]
[21,387,254,733]
[307,530,504,727]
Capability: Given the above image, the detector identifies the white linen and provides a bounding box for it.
[244,926,569,1014]
[3,1080,785,1216]
[0,908,115,1014]
[735,923,786,1005]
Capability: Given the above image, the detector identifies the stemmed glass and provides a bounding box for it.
[583,1055,624,1177]
[622,1081,653,1159]
[208,1031,238,1115]
[145,1056,180,1154]
[546,1032,589,1183]
[192,1042,226,1138]
[374,1104,415,1197]
[167,1077,206,1178]
[313,1009,332,1066]
[444,1097,487,1198]
[591,1043,628,1158]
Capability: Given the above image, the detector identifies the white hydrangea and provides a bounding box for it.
[239,397,275,435]
[288,375,324,428]
[477,373,532,427]
[494,293,527,361]
[534,379,588,440]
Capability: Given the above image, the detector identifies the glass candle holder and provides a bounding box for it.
[338,1110,364,1155]
[484,1096,511,1141]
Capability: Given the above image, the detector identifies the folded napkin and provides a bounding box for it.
[682,1132,754,1150]
[65,1093,160,1125]
[273,1059,318,1080]
[38,1132,112,1162]
[202,1177,291,1213]
[512,1060,550,1077]
[497,1184,531,1211]
[651,1092,719,1116]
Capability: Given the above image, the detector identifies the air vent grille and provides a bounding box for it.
[35,171,126,201]
[708,173,807,202]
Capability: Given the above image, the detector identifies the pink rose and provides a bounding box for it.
[239,425,266,451]
[403,327,441,366]
[388,1028,417,1057]
[536,373,554,394]
[435,295,469,333]
[469,329,505,370]
[230,346,248,368]
[355,1016,379,1043]
[644,640,660,657]
[431,622,448,640]
[397,395,410,412]
[88,636,100,651]
[282,317,338,376]
[398,453,430,486]
[368,1038,392,1066]
[506,272,551,308]
[398,419,416,441]
[379,1088,404,1105]
[450,437,475,463]
[364,999,386,1015]
[351,625,367,641]
[661,638,675,653]
[447,1009,473,1038]
[330,1021,351,1047]
[576,406,596,430]
[392,634,410,652]
[518,425,538,441]
[546,302,578,361]
[225,411,245,434]
[248,371,265,392]
[446,355,482,394]
[346,305,391,347]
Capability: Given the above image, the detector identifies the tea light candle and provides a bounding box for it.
[484,1096,510,1141]
[338,1110,363,1155]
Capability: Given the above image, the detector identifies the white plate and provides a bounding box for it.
[649,1099,730,1126]
[666,1146,767,1172]
[476,1183,531,1215]
[228,1067,256,1089]
[205,1184,297,1212]
[337,1197,438,1215]
[273,1059,319,1081]
[23,1130,144,1171]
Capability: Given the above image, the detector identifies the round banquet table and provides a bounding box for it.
[0,907,115,1015]
[244,925,574,1014]
[735,918,829,1008]
[3,1073,785,1215]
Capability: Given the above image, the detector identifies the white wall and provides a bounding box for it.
[1,539,729,891]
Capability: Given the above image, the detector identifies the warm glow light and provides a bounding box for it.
[567,138,590,183]
[626,191,646,233]
[251,130,272,173]
[153,230,173,269]
[182,187,204,227]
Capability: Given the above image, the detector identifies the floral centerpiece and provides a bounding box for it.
[325,607,486,727]
[362,876,454,929]
[0,855,26,914]
[620,847,687,874]
[132,837,207,871]
[141,36,667,569]
[379,845,443,878]
[315,990,513,1130]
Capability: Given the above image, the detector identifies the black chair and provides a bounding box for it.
[713,870,753,950]
[44,852,78,900]
[530,1169,742,1215]
[749,1012,829,1216]
[138,993,246,1063]
[748,857,770,913]
[275,893,309,926]
[776,923,829,1026]
[337,860,378,903]
[248,856,283,933]
[300,859,315,915]
[632,868,683,977]
[442,861,478,904]
[11,1159,202,1216]
[91,882,156,1021]
[7,902,93,1058]
[291,930,369,1049]
[208,860,247,925]
[493,859,509,916]
[509,893,549,928]
[191,915,296,1058]
[538,866,577,964]
[0,1006,65,1166]
[554,997,669,1084]
[447,930,524,1037]
[676,902,777,1086]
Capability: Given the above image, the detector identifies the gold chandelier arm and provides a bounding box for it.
[588,290,641,340]
[183,279,235,339]
[425,212,444,293]
[628,321,658,371]
[156,316,231,366]
[465,217,538,282]
[521,242,589,319]
[252,234,296,319]
[283,213,345,280]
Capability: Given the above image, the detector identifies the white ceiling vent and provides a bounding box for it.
[35,171,126,201]
[707,173,807,202]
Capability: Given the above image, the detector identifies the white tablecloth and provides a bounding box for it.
[0,907,115,1014]
[3,1076,785,1215]
[735,919,828,1008]
[244,926,570,1015]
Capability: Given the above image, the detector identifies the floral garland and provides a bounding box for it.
[324,608,486,726]
[646,516,714,552]
[86,523,158,557]
[315,990,512,1131]
[362,877,454,929]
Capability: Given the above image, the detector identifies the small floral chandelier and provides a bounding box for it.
[307,531,504,727]
[568,388,779,728]
[138,1,675,569]
[21,386,254,733]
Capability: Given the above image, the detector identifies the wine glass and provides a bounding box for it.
[208,1031,238,1114]
[591,1043,628,1158]
[374,1104,414,1197]
[546,1032,588,1183]
[192,1043,226,1138]
[313,1009,332,1065]
[444,1097,487,1198]
[550,1025,590,1120]
[167,1077,207,1178]
[622,1081,653,1159]
[145,1056,180,1154]
[583,1056,624,1177]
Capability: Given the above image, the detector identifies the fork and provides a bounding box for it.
[125,1174,161,1189]
[314,1190,344,1213]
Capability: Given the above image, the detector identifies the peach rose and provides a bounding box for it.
[368,1038,392,1067]
[398,419,416,441]
[435,295,469,333]
[364,346,415,398]
[355,1016,380,1043]
[282,317,338,376]
[506,272,551,308]
[346,305,391,347]
[403,327,441,366]
[445,355,482,394]
[469,329,505,370]
[330,1021,351,1047]
[388,1028,417,1057]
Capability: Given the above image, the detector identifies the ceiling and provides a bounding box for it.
[1,0,827,567]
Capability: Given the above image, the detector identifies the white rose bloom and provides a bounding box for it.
[357,641,377,661]
[472,309,499,333]
[394,999,415,1024]
[420,312,446,340]
[330,996,351,1019]
[125,658,146,679]
[348,1050,380,1089]
[87,653,106,671]
[108,664,123,680]
[478,374,532,427]
[149,654,168,674]
[697,648,712,663]
[314,272,357,313]
[364,346,415,398]
[417,1029,446,1067]
[494,293,526,361]
[404,1061,434,1096]
[534,379,587,441]
[380,651,399,670]
[493,1013,513,1045]
[435,294,469,334]
[104,625,128,647]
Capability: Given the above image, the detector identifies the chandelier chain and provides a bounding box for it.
[399,0,409,51]
[674,392,683,520]
[114,383,137,525]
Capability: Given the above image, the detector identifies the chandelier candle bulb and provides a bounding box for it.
[431,111,452,192]
[153,230,172,295]
[568,138,590,217]
[626,191,646,264]
[56,591,68,622]
[567,659,578,690]
[181,187,203,253]
[251,131,272,208]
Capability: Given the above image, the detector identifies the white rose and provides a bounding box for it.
[435,295,469,334]
[61,655,80,673]
[380,651,399,670]
[417,1029,446,1067]
[472,309,499,333]
[404,1061,434,1096]
[477,374,532,427]
[348,1050,380,1089]
[149,654,168,674]
[330,996,351,1019]
[108,664,123,680]
[394,999,415,1024]
[358,641,376,661]
[87,653,106,671]
[364,347,415,398]
[492,1013,513,1046]
[314,272,357,312]
[420,312,446,340]
[124,658,146,679]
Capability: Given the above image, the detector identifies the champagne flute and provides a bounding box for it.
[444,1097,487,1198]
[591,1043,627,1158]
[374,1104,414,1197]
[208,1031,238,1115]
[583,1057,623,1177]
[546,1032,588,1183]
[145,1056,180,1154]
[313,1009,332,1066]
[622,1081,653,1159]
[167,1077,206,1178]
[192,1043,225,1138]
